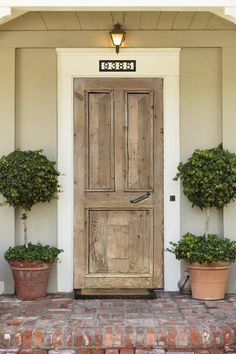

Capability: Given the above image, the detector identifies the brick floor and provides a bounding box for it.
[0,292,236,352]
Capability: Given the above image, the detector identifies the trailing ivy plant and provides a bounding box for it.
[0,150,60,249]
[174,144,236,238]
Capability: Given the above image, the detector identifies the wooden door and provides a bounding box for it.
[74,78,163,289]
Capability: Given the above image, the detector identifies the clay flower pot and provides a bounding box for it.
[9,261,52,301]
[187,261,231,300]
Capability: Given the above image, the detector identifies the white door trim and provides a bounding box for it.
[56,48,181,292]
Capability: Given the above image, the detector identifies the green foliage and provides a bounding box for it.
[174,144,236,209]
[4,243,63,263]
[0,150,62,256]
[0,150,60,211]
[167,233,236,264]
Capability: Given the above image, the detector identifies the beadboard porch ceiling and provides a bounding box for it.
[0,11,236,31]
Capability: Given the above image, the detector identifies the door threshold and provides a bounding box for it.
[74,288,157,299]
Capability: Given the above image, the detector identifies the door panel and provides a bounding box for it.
[86,91,114,191]
[74,78,163,289]
[126,92,153,191]
[88,209,152,275]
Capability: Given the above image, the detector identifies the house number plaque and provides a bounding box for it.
[99,60,136,72]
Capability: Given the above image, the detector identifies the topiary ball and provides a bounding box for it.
[175,144,236,209]
[0,150,60,211]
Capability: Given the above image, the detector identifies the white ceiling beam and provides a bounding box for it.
[224,6,236,24]
[1,0,236,8]
[210,7,236,24]
[0,7,11,19]
[0,8,27,25]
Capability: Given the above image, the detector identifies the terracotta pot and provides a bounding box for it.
[8,261,52,301]
[187,261,231,300]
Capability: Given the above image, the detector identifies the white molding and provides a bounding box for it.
[163,77,181,291]
[210,7,236,24]
[57,48,180,292]
[0,281,4,294]
[0,8,27,25]
[2,1,236,8]
[0,6,11,19]
[224,6,236,24]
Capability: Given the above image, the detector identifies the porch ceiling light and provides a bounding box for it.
[110,23,126,54]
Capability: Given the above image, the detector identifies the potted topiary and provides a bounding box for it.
[167,144,236,300]
[0,150,63,300]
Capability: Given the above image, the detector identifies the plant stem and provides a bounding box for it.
[205,207,210,240]
[21,210,28,248]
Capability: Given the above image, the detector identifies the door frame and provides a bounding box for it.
[56,48,181,292]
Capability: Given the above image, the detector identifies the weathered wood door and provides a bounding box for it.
[74,78,163,289]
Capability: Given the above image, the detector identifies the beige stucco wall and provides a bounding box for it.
[0,28,236,292]
[0,48,15,293]
[180,47,236,292]
[180,48,223,237]
[15,49,58,292]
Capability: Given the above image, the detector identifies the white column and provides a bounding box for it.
[222,47,236,292]
[57,74,74,292]
[0,48,15,293]
[163,76,181,291]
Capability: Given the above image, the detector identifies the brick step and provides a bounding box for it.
[0,293,236,352]
[0,348,236,354]
[1,326,235,349]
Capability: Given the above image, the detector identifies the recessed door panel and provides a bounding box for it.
[126,92,153,191]
[86,91,114,191]
[88,210,151,275]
